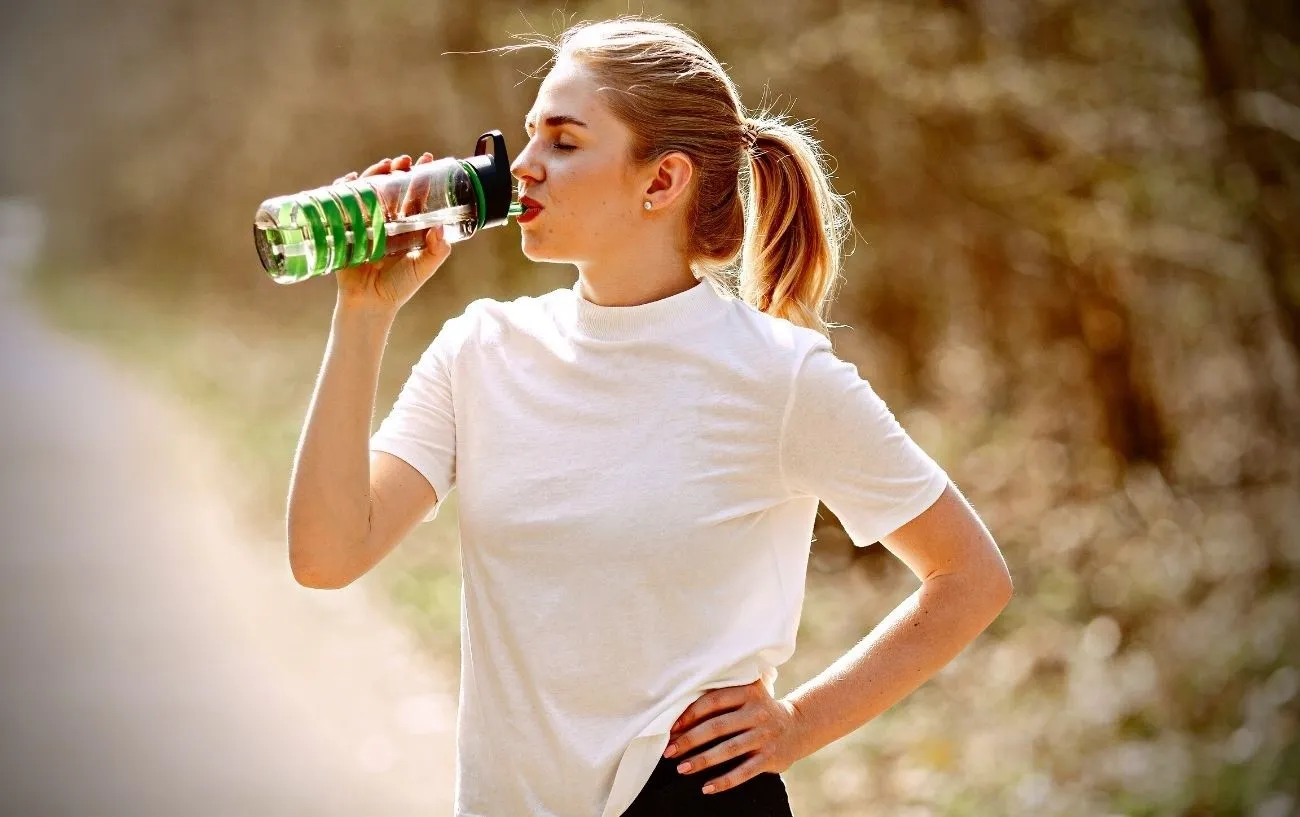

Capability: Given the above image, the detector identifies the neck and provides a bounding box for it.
[574,232,698,307]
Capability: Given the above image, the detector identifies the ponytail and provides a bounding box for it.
[738,116,851,336]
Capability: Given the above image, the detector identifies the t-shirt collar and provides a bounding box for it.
[568,276,727,340]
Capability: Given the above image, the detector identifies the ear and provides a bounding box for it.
[642,151,694,212]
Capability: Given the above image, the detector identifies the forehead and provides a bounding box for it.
[526,58,605,126]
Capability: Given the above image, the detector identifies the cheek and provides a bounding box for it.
[531,159,634,249]
[561,159,630,213]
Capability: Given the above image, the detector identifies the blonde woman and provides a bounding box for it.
[287,16,1013,817]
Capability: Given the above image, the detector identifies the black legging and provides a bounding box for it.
[618,733,794,816]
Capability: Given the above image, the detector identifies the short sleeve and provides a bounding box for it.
[781,338,949,547]
[369,310,472,524]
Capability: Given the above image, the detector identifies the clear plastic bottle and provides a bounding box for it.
[253,130,523,284]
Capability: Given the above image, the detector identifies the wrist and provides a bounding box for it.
[779,696,818,762]
[333,296,398,327]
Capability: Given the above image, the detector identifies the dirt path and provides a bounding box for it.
[0,201,458,816]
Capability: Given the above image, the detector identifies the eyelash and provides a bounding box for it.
[526,133,576,152]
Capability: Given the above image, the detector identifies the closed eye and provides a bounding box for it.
[522,131,577,152]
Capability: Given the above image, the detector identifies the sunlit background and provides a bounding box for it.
[2,1,1298,815]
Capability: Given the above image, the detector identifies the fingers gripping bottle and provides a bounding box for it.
[253,130,525,284]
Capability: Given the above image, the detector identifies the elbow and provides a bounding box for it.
[972,532,1014,612]
[287,537,356,590]
[996,566,1015,607]
[291,564,352,591]
[942,558,1012,619]
[983,562,1014,614]
[286,507,367,589]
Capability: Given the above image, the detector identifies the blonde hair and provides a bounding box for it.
[499,16,852,336]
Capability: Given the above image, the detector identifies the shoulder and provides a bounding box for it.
[433,288,568,352]
[467,287,569,325]
[463,288,567,334]
[716,292,831,371]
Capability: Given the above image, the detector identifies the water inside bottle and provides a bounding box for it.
[268,203,476,262]
[270,201,526,260]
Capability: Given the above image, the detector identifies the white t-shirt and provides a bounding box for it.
[369,277,948,817]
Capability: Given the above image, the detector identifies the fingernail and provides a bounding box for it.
[702,784,716,794]
[676,761,691,774]
[663,743,677,758]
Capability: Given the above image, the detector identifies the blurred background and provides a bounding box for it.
[1,0,1298,814]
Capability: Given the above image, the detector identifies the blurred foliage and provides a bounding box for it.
[4,0,1299,813]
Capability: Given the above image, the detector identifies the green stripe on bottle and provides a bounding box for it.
[308,189,349,271]
[460,160,487,231]
[357,186,386,262]
[330,184,371,266]
[297,194,330,274]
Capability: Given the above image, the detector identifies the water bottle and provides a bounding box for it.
[253,130,524,284]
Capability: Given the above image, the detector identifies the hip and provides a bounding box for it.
[618,734,793,817]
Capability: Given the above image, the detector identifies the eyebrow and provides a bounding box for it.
[524,114,589,132]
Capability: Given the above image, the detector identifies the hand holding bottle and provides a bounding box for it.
[333,153,451,314]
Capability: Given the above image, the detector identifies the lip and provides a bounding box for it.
[517,195,544,225]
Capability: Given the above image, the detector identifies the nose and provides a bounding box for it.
[510,137,542,185]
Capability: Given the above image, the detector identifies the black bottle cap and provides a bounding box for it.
[465,130,513,230]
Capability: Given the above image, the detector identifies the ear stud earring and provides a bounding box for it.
[644,201,653,210]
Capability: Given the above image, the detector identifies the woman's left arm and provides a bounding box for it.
[666,481,1012,794]
[780,480,1012,756]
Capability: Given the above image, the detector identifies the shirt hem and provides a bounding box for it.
[854,468,950,547]
[367,437,453,522]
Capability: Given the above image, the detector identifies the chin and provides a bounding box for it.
[519,233,577,264]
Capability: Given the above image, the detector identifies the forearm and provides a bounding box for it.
[781,570,1011,759]
[286,298,396,585]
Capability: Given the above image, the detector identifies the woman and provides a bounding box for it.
[286,16,1013,817]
